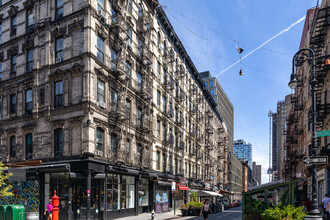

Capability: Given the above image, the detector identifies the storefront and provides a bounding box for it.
[155,181,172,213]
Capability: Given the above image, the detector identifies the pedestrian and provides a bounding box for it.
[200,199,213,220]
[322,194,330,220]
[44,198,53,220]
[303,197,311,212]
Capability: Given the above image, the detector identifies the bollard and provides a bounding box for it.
[52,190,60,220]
[151,210,155,220]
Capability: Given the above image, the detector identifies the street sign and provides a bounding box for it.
[317,130,330,137]
[303,156,328,164]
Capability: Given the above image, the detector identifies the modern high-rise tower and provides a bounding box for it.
[233,139,252,168]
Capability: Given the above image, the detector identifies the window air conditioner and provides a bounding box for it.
[98,101,106,108]
[95,150,103,156]
[56,57,63,63]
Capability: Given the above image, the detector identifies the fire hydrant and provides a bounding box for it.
[151,210,155,220]
[52,190,60,220]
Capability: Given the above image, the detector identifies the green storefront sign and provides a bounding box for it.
[317,130,330,137]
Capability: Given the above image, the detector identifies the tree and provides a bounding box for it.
[0,162,13,197]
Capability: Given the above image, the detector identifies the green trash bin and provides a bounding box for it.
[5,205,25,220]
[0,205,8,219]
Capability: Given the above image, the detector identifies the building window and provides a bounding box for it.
[157,120,160,138]
[111,8,117,24]
[97,35,104,62]
[97,0,104,11]
[210,89,214,96]
[10,94,16,114]
[96,127,104,152]
[163,67,166,84]
[25,89,33,115]
[137,143,142,164]
[156,151,160,170]
[27,8,34,30]
[56,0,64,19]
[126,99,131,122]
[157,62,161,80]
[121,175,135,209]
[55,37,63,62]
[126,27,132,48]
[138,4,143,18]
[204,81,208,88]
[125,62,131,76]
[27,49,33,72]
[128,0,132,12]
[137,73,142,92]
[209,80,214,87]
[0,23,2,44]
[162,96,166,112]
[54,128,63,157]
[11,16,16,35]
[157,32,161,48]
[0,62,2,81]
[0,97,2,119]
[111,89,118,110]
[10,136,16,158]
[111,133,118,153]
[55,81,63,108]
[137,38,143,57]
[162,123,166,141]
[97,79,105,103]
[26,133,33,160]
[157,90,160,106]
[111,49,117,70]
[137,107,142,127]
[11,55,17,74]
[162,153,167,172]
[125,139,130,160]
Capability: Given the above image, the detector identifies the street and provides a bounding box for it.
[187,206,242,220]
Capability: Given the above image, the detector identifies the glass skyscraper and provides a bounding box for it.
[233,139,252,168]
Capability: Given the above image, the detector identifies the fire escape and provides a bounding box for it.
[107,0,153,168]
[309,6,330,153]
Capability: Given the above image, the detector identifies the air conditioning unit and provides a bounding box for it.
[56,57,63,63]
[98,9,107,23]
[95,150,103,156]
[98,101,106,108]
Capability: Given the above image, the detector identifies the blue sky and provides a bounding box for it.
[159,0,317,184]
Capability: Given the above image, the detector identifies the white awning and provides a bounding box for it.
[197,190,223,197]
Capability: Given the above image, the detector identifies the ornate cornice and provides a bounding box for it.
[8,5,19,17]
[23,0,34,9]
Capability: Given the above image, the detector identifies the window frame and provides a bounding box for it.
[25,133,33,160]
[96,127,104,152]
[97,35,104,62]
[10,135,16,158]
[27,49,34,72]
[10,94,16,114]
[55,81,63,108]
[56,0,64,19]
[156,151,160,170]
[11,55,17,74]
[25,89,33,115]
[55,37,64,61]
[11,16,16,36]
[54,128,63,157]
[26,8,34,29]
[137,107,142,127]
[97,79,105,103]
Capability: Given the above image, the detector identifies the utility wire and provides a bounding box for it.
[215,15,306,77]
[162,4,293,57]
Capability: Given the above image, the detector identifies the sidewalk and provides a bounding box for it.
[115,210,199,220]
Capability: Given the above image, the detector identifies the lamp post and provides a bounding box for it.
[289,48,320,219]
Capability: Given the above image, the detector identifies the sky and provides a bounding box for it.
[159,0,318,184]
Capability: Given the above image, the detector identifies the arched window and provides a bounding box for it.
[96,127,104,151]
[111,133,118,152]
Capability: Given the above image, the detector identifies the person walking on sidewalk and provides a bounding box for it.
[200,199,213,220]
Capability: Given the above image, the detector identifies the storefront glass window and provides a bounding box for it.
[107,174,120,211]
[48,172,69,211]
[138,179,149,206]
[122,175,135,209]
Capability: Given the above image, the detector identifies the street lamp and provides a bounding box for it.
[290,48,320,219]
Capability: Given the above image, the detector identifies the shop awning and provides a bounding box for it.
[197,190,223,197]
[178,185,189,190]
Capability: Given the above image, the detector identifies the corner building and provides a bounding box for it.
[0,0,229,219]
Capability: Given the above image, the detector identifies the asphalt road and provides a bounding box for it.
[187,206,242,220]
